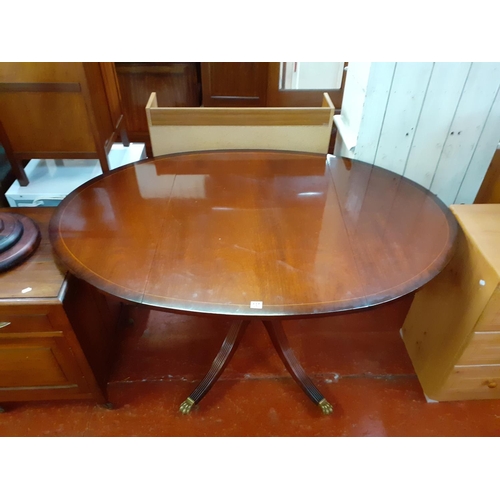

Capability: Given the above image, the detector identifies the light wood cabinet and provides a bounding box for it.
[0,63,129,186]
[0,208,121,408]
[402,204,500,401]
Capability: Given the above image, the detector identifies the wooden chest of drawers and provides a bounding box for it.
[0,208,121,408]
[402,204,500,401]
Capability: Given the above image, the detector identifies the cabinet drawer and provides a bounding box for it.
[475,289,500,332]
[442,365,500,398]
[0,313,54,335]
[457,331,500,365]
[0,343,75,388]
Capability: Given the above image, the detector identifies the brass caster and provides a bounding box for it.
[179,397,195,415]
[318,398,334,415]
[100,402,114,410]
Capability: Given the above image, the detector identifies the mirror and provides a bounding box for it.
[279,62,344,90]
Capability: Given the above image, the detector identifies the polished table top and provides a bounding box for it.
[49,151,457,317]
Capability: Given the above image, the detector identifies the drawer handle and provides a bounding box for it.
[486,380,497,389]
[0,321,11,329]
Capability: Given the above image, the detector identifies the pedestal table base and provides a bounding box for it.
[179,319,333,415]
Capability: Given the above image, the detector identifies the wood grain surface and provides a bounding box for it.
[2,208,66,301]
[49,151,457,317]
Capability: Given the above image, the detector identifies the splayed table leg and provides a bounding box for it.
[179,319,250,414]
[263,320,333,415]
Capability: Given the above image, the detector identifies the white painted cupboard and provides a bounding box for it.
[334,62,500,205]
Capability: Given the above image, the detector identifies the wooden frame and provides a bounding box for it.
[145,92,335,157]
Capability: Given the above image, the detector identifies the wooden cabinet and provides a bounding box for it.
[402,204,500,401]
[475,147,500,203]
[0,208,121,408]
[201,62,268,107]
[0,63,129,186]
[115,62,201,150]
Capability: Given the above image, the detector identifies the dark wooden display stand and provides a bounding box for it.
[0,63,129,186]
[0,208,122,412]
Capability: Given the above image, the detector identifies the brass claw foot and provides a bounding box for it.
[179,397,195,415]
[318,398,334,415]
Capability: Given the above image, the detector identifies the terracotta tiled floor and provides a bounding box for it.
[2,295,500,437]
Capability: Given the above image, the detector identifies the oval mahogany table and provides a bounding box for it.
[49,150,458,415]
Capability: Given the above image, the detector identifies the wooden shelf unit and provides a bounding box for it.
[402,204,500,401]
[145,92,335,157]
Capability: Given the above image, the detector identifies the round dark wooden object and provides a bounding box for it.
[0,214,41,272]
[0,213,24,252]
[49,151,458,317]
